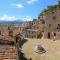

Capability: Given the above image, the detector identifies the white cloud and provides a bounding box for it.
[0,15,33,21]
[0,14,19,21]
[21,16,33,21]
[15,4,24,8]
[27,0,39,4]
[11,3,24,8]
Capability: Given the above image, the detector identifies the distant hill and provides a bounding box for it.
[0,20,24,25]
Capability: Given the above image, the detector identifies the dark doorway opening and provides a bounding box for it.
[54,33,56,36]
[48,32,50,39]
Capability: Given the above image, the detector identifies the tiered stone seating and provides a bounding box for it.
[0,45,18,60]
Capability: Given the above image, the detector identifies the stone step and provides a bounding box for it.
[0,45,18,60]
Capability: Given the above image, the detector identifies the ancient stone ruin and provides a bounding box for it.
[0,34,28,60]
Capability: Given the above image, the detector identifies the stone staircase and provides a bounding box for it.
[0,45,18,60]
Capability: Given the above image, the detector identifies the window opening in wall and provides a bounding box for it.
[48,32,50,39]
[42,20,45,24]
[0,31,1,35]
[49,24,51,28]
[57,24,60,29]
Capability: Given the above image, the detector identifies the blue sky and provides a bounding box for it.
[0,0,57,21]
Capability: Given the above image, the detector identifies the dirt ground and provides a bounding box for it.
[22,38,60,60]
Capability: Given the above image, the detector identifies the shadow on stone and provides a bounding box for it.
[18,51,28,60]
[34,45,46,54]
[20,39,28,47]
